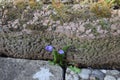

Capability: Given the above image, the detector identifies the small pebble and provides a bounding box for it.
[108,70,120,75]
[104,75,116,80]
[90,76,98,80]
[78,69,91,79]
[66,73,79,80]
[101,70,107,74]
[91,70,105,80]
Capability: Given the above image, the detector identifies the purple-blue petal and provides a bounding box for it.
[45,45,53,52]
[58,50,64,54]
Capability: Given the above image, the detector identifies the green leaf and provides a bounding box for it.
[68,66,81,74]
[48,60,55,65]
[62,45,70,52]
[52,50,58,63]
[59,54,64,66]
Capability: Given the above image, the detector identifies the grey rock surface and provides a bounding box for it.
[91,70,105,80]
[65,68,79,80]
[65,68,120,80]
[78,69,91,79]
[107,70,120,76]
[118,78,120,80]
[104,75,116,80]
[0,57,63,80]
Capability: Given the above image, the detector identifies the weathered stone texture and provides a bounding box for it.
[0,57,63,80]
[67,35,120,69]
[0,3,120,69]
[0,31,120,69]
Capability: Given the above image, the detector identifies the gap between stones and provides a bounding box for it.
[62,66,67,80]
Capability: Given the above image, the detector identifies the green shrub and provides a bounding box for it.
[90,0,112,18]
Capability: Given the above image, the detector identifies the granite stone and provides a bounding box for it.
[0,57,63,80]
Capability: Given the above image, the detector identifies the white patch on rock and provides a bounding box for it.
[33,67,54,80]
[100,70,107,74]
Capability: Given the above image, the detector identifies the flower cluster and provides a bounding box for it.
[45,45,64,54]
[45,45,69,66]
[45,45,53,52]
[45,45,80,73]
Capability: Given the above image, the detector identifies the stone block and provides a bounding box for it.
[0,57,63,80]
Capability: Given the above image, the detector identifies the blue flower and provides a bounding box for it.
[45,45,53,52]
[58,50,64,54]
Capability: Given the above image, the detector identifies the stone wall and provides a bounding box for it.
[0,2,120,69]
